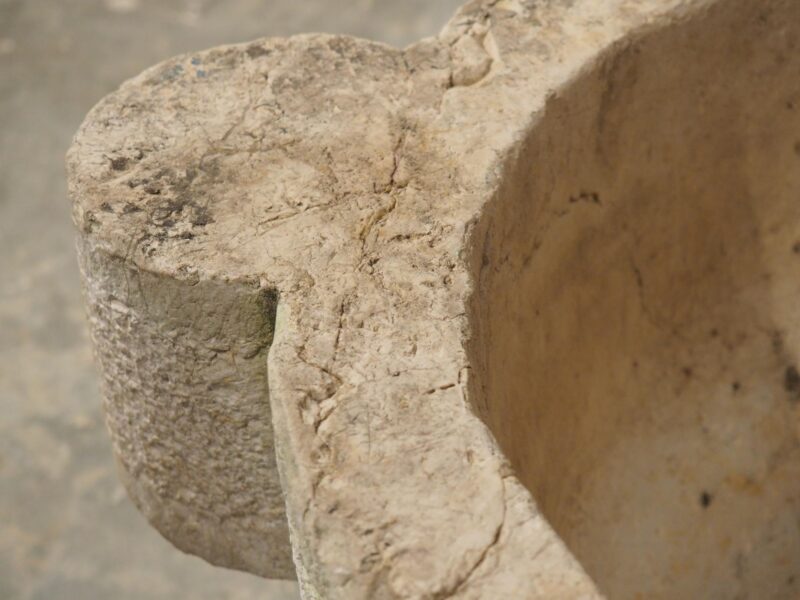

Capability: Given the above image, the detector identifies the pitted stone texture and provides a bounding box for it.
[67,0,800,598]
[69,23,600,592]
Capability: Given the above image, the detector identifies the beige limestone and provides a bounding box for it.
[68,0,800,598]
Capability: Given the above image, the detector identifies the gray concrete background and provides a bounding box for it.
[0,1,461,598]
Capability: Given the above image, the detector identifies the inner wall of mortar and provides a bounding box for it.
[468,0,800,598]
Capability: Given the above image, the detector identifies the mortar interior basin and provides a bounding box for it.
[468,1,800,597]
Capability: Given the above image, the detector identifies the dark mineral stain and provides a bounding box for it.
[143,183,161,195]
[569,191,601,205]
[191,207,213,227]
[700,491,713,508]
[246,45,270,59]
[109,156,129,171]
[773,331,784,353]
[785,366,800,400]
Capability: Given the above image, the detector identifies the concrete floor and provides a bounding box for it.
[0,1,461,598]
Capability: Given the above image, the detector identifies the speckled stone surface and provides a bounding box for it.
[0,1,462,598]
[61,0,800,597]
[67,1,754,599]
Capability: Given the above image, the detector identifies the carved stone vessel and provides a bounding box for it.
[68,0,800,597]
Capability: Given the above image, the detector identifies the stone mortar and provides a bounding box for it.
[68,0,800,598]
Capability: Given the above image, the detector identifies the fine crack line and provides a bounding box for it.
[433,491,506,599]
[332,296,347,360]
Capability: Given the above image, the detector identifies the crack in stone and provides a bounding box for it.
[433,477,507,599]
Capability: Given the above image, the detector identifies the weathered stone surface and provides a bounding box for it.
[68,0,800,598]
